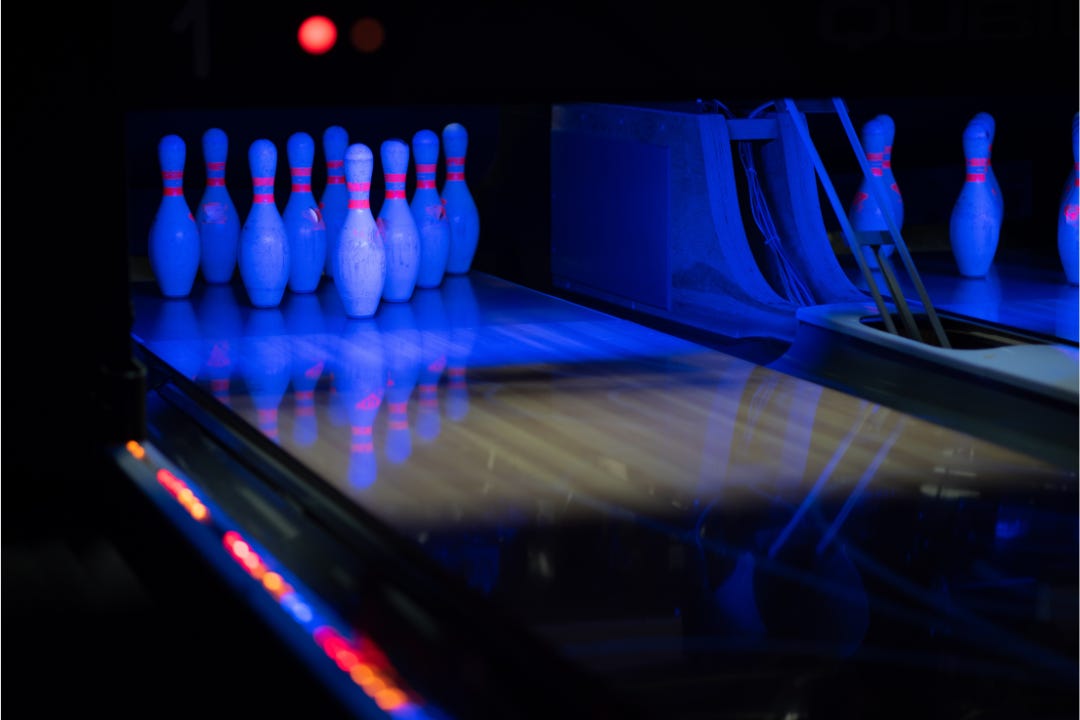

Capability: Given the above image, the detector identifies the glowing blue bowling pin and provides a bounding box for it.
[334,143,386,318]
[848,117,893,269]
[239,139,290,308]
[196,128,241,284]
[149,134,200,298]
[441,123,480,274]
[1058,112,1079,286]
[972,112,1004,226]
[949,121,1000,278]
[410,129,451,288]
[284,132,327,294]
[877,114,904,230]
[240,307,292,444]
[377,139,421,302]
[377,302,421,464]
[320,126,349,279]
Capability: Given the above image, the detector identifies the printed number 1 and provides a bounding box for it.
[172,0,210,78]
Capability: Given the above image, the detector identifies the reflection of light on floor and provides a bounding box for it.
[919,483,980,499]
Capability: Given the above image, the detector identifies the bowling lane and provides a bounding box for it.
[130,271,1079,719]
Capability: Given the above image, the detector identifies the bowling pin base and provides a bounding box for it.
[246,288,286,308]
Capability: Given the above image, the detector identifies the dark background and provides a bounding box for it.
[4,0,1078,715]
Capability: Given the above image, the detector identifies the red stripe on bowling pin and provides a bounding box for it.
[384,172,406,199]
[966,157,987,183]
[351,425,373,453]
[257,408,279,439]
[210,378,231,407]
[347,180,370,210]
[253,176,275,203]
[296,389,315,417]
[416,162,437,189]
[445,156,465,182]
[326,159,345,184]
[418,382,438,408]
[291,167,312,193]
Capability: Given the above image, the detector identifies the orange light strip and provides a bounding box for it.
[314,626,411,712]
[155,467,210,522]
[124,440,423,717]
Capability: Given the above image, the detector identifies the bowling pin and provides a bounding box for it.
[1058,112,1079,286]
[876,114,904,230]
[240,307,292,444]
[377,302,422,464]
[410,129,452,288]
[149,134,200,298]
[334,143,386,318]
[320,126,350,279]
[949,120,1000,278]
[377,139,421,302]
[441,122,481,274]
[847,117,893,269]
[972,112,1004,227]
[196,128,241,284]
[238,139,290,308]
[284,131,328,294]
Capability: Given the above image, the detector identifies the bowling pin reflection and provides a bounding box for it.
[377,302,422,464]
[1055,283,1079,342]
[335,318,385,490]
[283,292,327,448]
[690,362,872,655]
[240,307,291,444]
[442,274,480,422]
[196,283,245,407]
[149,297,204,382]
[412,287,451,442]
[949,266,1002,322]
[318,278,351,428]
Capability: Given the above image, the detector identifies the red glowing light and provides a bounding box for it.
[350,17,385,53]
[298,15,337,55]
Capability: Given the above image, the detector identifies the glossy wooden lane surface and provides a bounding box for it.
[132,271,1076,533]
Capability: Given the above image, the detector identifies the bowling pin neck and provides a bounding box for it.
[253,176,275,203]
[287,133,317,195]
[290,165,312,194]
[384,170,407,200]
[380,140,410,199]
[202,129,229,190]
[965,156,989,183]
[412,129,440,190]
[347,180,371,210]
[326,158,345,185]
[415,161,437,190]
[445,155,466,183]
[161,168,185,197]
[867,150,883,177]
[205,160,226,187]
[882,145,892,169]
